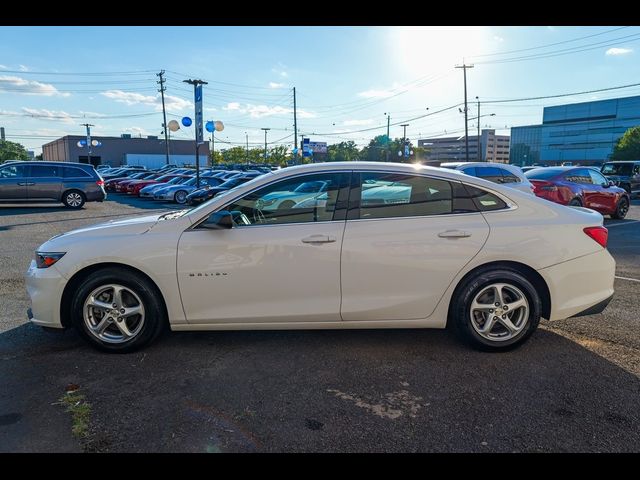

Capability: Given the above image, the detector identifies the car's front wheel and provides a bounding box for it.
[174,190,188,204]
[450,268,542,351]
[611,197,629,219]
[70,267,166,352]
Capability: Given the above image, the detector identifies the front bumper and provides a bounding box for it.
[24,260,66,328]
[154,193,175,201]
[538,248,615,321]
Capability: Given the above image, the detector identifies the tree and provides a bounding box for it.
[0,140,29,162]
[268,145,289,165]
[210,151,224,164]
[359,136,419,163]
[220,146,247,164]
[611,126,640,160]
[327,141,359,162]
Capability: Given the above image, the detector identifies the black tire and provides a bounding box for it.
[568,197,582,207]
[70,267,167,353]
[62,190,86,209]
[279,200,296,209]
[450,268,542,352]
[611,196,629,220]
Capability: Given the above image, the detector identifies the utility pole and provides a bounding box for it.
[261,128,270,163]
[183,78,208,188]
[0,127,5,141]
[476,96,481,161]
[384,113,391,161]
[455,63,474,162]
[245,132,249,164]
[210,133,215,167]
[81,123,94,166]
[293,87,298,165]
[400,124,409,161]
[157,70,170,165]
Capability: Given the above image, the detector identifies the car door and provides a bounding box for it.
[28,164,62,200]
[340,171,490,321]
[588,169,617,211]
[0,164,29,200]
[632,164,640,195]
[177,171,350,324]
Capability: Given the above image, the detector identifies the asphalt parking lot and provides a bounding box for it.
[1,195,639,452]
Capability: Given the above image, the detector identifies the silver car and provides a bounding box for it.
[439,162,535,194]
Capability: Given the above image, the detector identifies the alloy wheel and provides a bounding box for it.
[469,282,530,342]
[83,284,145,344]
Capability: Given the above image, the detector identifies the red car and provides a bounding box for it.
[115,173,163,193]
[104,172,149,192]
[525,167,630,219]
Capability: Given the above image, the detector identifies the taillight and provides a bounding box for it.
[96,180,104,186]
[583,226,608,248]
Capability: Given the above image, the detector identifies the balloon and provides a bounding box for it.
[181,116,192,127]
[77,141,84,148]
[91,140,99,146]
[215,120,224,132]
[168,120,180,132]
[205,121,214,133]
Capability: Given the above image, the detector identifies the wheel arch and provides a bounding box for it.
[60,262,169,328]
[447,260,551,324]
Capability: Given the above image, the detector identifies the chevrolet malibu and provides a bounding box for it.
[25,162,615,353]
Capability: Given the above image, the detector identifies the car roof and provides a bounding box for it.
[603,160,640,164]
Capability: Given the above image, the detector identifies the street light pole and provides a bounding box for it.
[476,96,481,161]
[81,123,94,166]
[183,78,208,188]
[400,124,409,161]
[384,113,391,161]
[261,128,270,163]
[245,132,249,164]
[455,63,474,162]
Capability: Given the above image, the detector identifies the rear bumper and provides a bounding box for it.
[86,189,106,202]
[538,249,615,320]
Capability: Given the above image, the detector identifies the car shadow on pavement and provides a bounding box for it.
[0,205,70,216]
[1,323,639,453]
[106,194,181,211]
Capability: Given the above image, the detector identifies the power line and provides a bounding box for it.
[0,69,156,76]
[480,81,640,104]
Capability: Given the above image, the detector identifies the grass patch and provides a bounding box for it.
[58,390,92,439]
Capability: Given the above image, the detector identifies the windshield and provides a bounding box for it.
[525,168,565,180]
[601,163,633,176]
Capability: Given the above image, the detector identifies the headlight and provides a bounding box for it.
[35,252,66,269]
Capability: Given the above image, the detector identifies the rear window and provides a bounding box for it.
[525,168,565,180]
[63,167,93,179]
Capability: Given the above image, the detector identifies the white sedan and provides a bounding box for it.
[25,162,615,353]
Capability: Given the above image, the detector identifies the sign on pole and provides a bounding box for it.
[195,84,204,144]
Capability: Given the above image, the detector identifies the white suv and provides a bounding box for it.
[439,162,534,194]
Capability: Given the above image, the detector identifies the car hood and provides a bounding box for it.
[40,213,168,250]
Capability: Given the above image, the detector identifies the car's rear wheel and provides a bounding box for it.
[62,190,85,209]
[174,190,188,204]
[611,197,629,219]
[450,268,541,351]
[568,197,582,207]
[70,267,166,353]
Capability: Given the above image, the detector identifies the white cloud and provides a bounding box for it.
[101,90,192,111]
[204,107,217,112]
[0,75,69,97]
[123,126,153,137]
[493,35,504,42]
[606,47,633,56]
[0,64,7,69]
[222,101,315,119]
[269,82,286,89]
[21,108,75,123]
[18,64,29,72]
[271,63,289,78]
[343,119,374,126]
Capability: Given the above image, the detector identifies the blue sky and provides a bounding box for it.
[1,26,639,154]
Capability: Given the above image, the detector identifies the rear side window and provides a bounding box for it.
[63,167,93,179]
[564,169,592,184]
[30,165,60,177]
[355,173,478,219]
[463,184,508,212]
[475,166,504,183]
[501,171,521,184]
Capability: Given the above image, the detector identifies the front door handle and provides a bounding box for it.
[17,182,35,186]
[302,234,336,244]
[438,230,471,238]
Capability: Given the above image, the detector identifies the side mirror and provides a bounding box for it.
[201,210,233,229]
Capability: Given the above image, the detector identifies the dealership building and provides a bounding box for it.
[42,134,210,169]
[417,129,510,164]
[509,95,640,166]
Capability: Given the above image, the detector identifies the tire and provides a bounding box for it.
[62,190,86,209]
[611,197,629,220]
[450,268,542,352]
[279,200,296,209]
[568,197,582,207]
[174,190,188,204]
[70,267,167,353]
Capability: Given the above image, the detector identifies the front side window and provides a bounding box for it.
[355,172,478,220]
[0,165,27,178]
[222,172,349,226]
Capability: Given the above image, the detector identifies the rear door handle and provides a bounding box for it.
[438,230,471,238]
[302,234,337,244]
[17,182,35,186]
